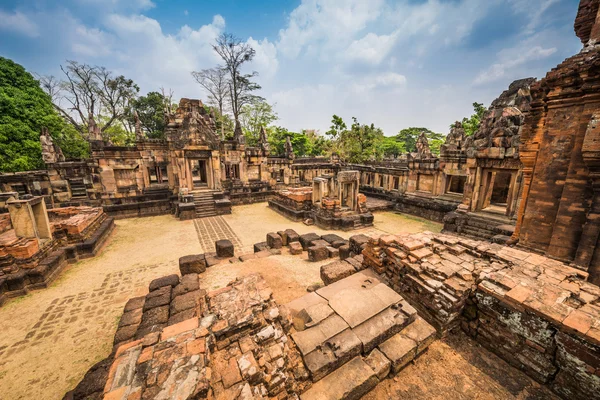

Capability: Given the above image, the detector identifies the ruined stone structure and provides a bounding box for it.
[0,195,114,306]
[269,169,373,230]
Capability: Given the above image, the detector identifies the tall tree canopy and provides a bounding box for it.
[212,33,262,122]
[40,61,139,141]
[128,91,167,139]
[239,98,278,145]
[393,127,445,155]
[191,67,229,138]
[0,57,88,172]
[339,118,385,163]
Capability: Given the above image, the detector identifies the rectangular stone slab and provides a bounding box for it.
[317,271,403,328]
[291,314,349,355]
[299,357,379,400]
[352,305,408,353]
[303,328,362,381]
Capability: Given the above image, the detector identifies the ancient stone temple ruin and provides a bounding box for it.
[3,2,600,400]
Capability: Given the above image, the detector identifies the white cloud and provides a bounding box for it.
[277,0,385,59]
[0,10,39,38]
[72,25,112,57]
[247,37,279,79]
[346,31,400,65]
[474,44,557,85]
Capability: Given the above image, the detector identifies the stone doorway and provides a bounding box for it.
[191,159,208,188]
[478,170,516,215]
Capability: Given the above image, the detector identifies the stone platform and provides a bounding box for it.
[283,270,436,400]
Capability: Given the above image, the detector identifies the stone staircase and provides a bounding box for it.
[285,270,437,399]
[458,210,515,243]
[191,189,217,218]
[69,180,87,198]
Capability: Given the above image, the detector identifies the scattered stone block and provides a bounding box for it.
[327,246,339,258]
[289,241,303,255]
[321,260,356,285]
[204,252,220,267]
[300,233,321,250]
[350,234,370,253]
[267,232,283,249]
[339,244,352,260]
[149,274,179,292]
[239,253,257,262]
[172,274,200,297]
[254,242,268,253]
[215,239,234,258]
[321,233,345,245]
[178,254,206,276]
[311,239,330,248]
[402,316,437,354]
[283,229,300,243]
[277,231,288,246]
[308,245,329,262]
[331,240,348,249]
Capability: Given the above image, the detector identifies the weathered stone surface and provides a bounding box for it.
[288,241,303,255]
[148,274,179,291]
[308,245,329,262]
[215,239,234,258]
[364,348,391,380]
[378,331,417,373]
[299,357,379,400]
[320,260,356,285]
[300,233,321,250]
[179,254,206,275]
[253,242,268,253]
[339,244,352,260]
[266,232,283,249]
[321,234,345,245]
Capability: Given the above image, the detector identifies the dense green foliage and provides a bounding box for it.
[0,57,88,172]
[240,99,278,145]
[393,127,445,155]
[454,102,486,136]
[128,91,167,139]
[267,127,331,158]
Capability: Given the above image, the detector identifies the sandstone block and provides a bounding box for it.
[339,244,352,260]
[215,239,234,258]
[300,233,321,250]
[327,246,339,258]
[364,348,391,380]
[254,242,268,253]
[378,332,417,373]
[283,229,300,243]
[172,273,200,297]
[308,246,329,262]
[321,233,345,245]
[289,241,303,255]
[266,232,283,249]
[350,234,371,253]
[178,254,206,276]
[149,274,179,291]
[321,260,355,285]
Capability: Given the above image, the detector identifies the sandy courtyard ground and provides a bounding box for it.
[0,203,552,400]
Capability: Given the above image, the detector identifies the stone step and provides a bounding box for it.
[299,357,379,400]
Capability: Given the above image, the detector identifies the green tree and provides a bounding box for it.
[339,118,384,163]
[267,126,310,157]
[394,127,444,155]
[379,136,405,158]
[239,99,278,145]
[0,57,88,172]
[128,91,167,139]
[455,102,486,136]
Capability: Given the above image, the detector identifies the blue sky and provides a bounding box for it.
[0,0,582,135]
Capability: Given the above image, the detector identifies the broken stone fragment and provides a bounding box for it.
[288,241,303,255]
